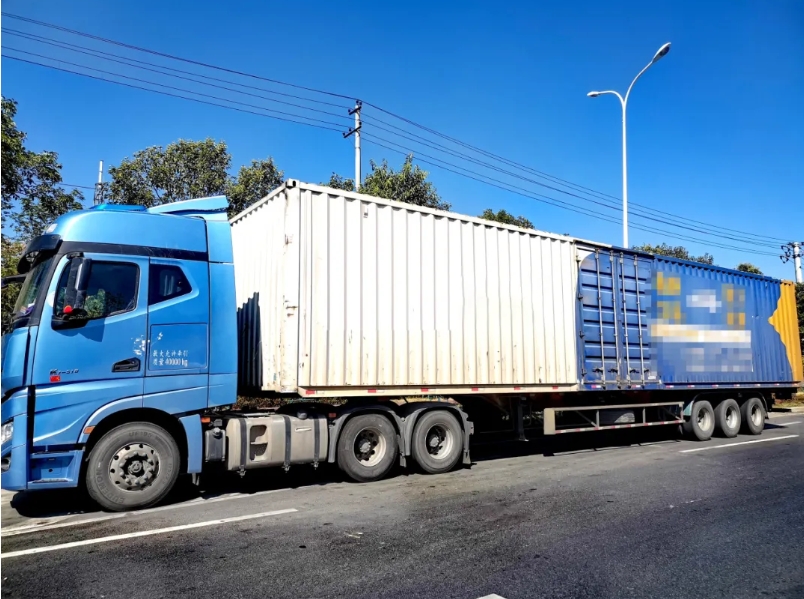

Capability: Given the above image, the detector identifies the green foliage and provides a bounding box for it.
[632,243,715,265]
[1,237,25,334]
[796,282,804,338]
[107,139,283,217]
[322,173,356,192]
[736,263,763,275]
[2,97,84,331]
[226,158,284,218]
[107,139,231,207]
[479,208,534,229]
[359,155,449,210]
[1,97,84,239]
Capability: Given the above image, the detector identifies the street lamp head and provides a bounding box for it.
[652,42,671,63]
[587,91,601,98]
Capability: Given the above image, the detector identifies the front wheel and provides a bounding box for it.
[85,422,180,511]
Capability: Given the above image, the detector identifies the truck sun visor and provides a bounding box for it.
[17,234,62,274]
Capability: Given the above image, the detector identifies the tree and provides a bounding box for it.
[736,263,763,275]
[107,139,283,217]
[796,282,804,338]
[227,158,283,218]
[326,155,449,211]
[107,139,231,207]
[322,173,356,192]
[1,238,25,334]
[632,243,715,265]
[479,208,533,229]
[2,97,84,239]
[2,97,84,332]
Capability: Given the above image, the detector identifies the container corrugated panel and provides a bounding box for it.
[651,258,801,384]
[231,181,579,394]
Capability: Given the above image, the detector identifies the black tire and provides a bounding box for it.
[410,410,463,474]
[682,400,715,441]
[337,414,398,483]
[85,422,180,511]
[714,399,741,438]
[740,397,765,435]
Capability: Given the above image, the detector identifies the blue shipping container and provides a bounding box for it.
[577,247,802,390]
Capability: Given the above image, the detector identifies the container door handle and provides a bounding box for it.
[112,357,141,373]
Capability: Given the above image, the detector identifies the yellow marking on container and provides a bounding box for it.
[768,281,803,383]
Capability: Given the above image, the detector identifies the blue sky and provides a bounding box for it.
[2,0,802,279]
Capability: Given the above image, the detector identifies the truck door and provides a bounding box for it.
[144,258,210,413]
[31,253,149,448]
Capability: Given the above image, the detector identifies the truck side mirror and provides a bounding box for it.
[53,257,93,329]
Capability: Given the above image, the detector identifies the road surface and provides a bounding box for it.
[2,413,802,599]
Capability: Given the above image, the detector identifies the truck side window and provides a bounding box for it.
[54,261,139,320]
[149,264,192,305]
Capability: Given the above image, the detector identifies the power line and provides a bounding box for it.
[361,114,779,248]
[361,133,780,257]
[3,12,787,250]
[1,55,344,133]
[2,12,355,101]
[61,183,95,190]
[1,27,354,113]
[361,111,787,245]
[2,50,347,130]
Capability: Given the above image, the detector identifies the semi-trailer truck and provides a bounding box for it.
[2,180,801,511]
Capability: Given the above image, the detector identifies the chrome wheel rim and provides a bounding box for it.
[424,424,454,460]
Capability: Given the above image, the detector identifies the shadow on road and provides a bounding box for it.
[5,426,687,521]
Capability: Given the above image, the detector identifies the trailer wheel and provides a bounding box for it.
[682,400,715,441]
[85,422,180,512]
[411,410,463,474]
[714,399,741,438]
[337,414,398,483]
[740,397,765,435]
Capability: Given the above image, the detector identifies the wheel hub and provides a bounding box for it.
[353,428,386,467]
[109,443,160,491]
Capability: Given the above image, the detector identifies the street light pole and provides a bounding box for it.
[588,42,671,248]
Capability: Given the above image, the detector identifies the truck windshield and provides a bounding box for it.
[12,255,55,321]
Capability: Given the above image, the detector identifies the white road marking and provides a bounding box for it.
[477,595,507,599]
[0,508,297,559]
[680,434,799,453]
[773,421,801,427]
[2,487,292,537]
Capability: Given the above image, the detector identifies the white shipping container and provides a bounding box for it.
[231,181,580,397]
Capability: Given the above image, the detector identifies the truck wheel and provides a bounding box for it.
[411,410,463,474]
[740,397,765,435]
[337,414,398,483]
[85,422,180,512]
[714,399,741,438]
[682,400,715,441]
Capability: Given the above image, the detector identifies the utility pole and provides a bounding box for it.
[781,242,803,283]
[93,160,105,205]
[343,100,362,190]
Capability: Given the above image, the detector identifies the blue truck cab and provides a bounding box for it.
[1,197,238,508]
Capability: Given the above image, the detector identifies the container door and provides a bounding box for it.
[613,252,653,387]
[578,248,653,388]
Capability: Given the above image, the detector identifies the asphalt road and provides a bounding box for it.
[2,413,803,599]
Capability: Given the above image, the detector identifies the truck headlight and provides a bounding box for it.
[1,421,13,445]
